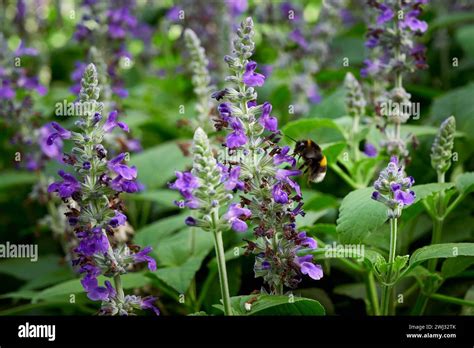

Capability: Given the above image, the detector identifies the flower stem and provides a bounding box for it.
[428,171,445,272]
[365,270,380,316]
[430,293,474,307]
[114,274,125,302]
[381,217,397,315]
[211,209,232,316]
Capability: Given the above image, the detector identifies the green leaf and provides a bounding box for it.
[304,193,338,212]
[126,189,180,209]
[429,84,474,143]
[441,256,474,279]
[456,25,474,58]
[402,243,474,279]
[134,213,188,249]
[0,255,63,281]
[154,256,207,294]
[411,183,455,203]
[155,228,213,266]
[152,229,214,293]
[305,223,337,236]
[130,141,191,189]
[281,118,345,146]
[430,12,474,31]
[333,283,366,300]
[321,142,347,164]
[221,295,325,316]
[32,273,150,302]
[455,172,474,195]
[0,171,36,190]
[336,187,387,244]
[307,87,346,120]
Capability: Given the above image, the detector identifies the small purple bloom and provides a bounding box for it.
[394,189,415,206]
[48,170,81,198]
[39,124,62,159]
[77,227,109,256]
[140,296,160,315]
[224,203,252,232]
[104,110,129,133]
[400,10,428,33]
[223,166,244,191]
[166,6,182,21]
[272,183,288,204]
[133,246,157,271]
[218,102,232,121]
[170,171,200,192]
[289,29,309,50]
[363,142,378,157]
[242,61,265,87]
[185,216,197,226]
[0,81,15,100]
[274,146,296,167]
[81,275,116,301]
[298,232,317,249]
[297,255,323,280]
[46,122,71,146]
[259,102,278,132]
[108,153,137,180]
[109,210,127,228]
[377,4,394,25]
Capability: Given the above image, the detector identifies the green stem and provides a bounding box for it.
[428,171,445,272]
[430,293,474,307]
[351,114,360,162]
[381,217,397,315]
[365,270,380,316]
[114,274,125,302]
[211,209,232,316]
[329,163,363,190]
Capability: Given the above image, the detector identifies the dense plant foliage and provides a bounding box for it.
[1,0,474,317]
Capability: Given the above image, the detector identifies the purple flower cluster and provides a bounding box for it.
[362,0,428,78]
[72,0,151,100]
[372,156,415,218]
[210,17,323,293]
[48,64,157,315]
[170,163,249,232]
[0,36,52,171]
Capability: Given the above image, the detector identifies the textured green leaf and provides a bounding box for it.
[336,187,387,244]
[0,171,36,190]
[134,213,188,249]
[152,229,214,293]
[281,118,345,146]
[126,189,180,208]
[221,295,325,316]
[307,87,346,120]
[32,273,150,302]
[441,256,474,279]
[429,84,474,143]
[411,183,455,203]
[130,141,191,189]
[402,243,474,279]
[333,283,366,300]
[455,172,474,195]
[456,25,474,58]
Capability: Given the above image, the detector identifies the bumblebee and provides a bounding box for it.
[293,139,327,183]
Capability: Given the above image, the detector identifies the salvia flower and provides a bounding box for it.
[213,17,323,293]
[431,116,456,175]
[372,156,415,218]
[363,0,428,80]
[170,127,239,231]
[48,64,157,316]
